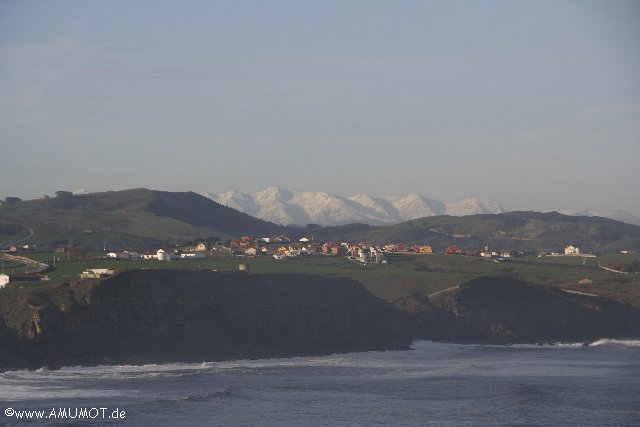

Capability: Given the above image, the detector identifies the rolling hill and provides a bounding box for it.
[2,189,639,253]
[301,211,640,252]
[0,189,283,250]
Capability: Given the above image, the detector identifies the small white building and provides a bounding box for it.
[0,274,9,288]
[180,252,206,259]
[157,249,172,261]
[565,245,580,256]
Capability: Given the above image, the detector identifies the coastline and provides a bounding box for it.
[1,270,639,372]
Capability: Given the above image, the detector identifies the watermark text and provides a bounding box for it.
[5,407,126,420]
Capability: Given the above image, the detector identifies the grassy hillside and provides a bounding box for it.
[9,250,640,308]
[0,189,283,250]
[309,211,640,252]
[2,190,639,253]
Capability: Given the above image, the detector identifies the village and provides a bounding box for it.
[98,237,593,265]
[0,234,627,289]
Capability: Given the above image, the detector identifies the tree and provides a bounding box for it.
[4,197,22,204]
[55,191,74,199]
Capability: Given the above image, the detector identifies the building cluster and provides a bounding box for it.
[103,236,595,266]
[106,248,206,261]
[541,245,595,258]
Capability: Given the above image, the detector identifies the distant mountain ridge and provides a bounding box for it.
[0,189,283,250]
[203,187,511,226]
[203,187,640,226]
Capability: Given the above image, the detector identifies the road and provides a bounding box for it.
[0,253,49,274]
[0,222,35,248]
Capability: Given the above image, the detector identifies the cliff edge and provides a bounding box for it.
[0,270,413,370]
[1,272,639,370]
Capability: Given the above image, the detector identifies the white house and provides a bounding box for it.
[0,274,9,288]
[565,245,580,256]
[157,249,172,261]
[180,252,206,259]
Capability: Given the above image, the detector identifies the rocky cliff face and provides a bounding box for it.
[1,272,639,370]
[0,271,414,370]
[424,277,640,344]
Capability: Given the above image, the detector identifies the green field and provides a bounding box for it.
[6,251,640,307]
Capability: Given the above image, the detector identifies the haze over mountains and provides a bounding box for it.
[0,188,636,252]
[203,187,640,226]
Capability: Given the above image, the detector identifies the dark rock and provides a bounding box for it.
[0,270,414,370]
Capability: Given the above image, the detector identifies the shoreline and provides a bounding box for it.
[4,337,640,373]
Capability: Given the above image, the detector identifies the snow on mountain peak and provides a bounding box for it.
[202,188,636,226]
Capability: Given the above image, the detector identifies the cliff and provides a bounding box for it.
[1,272,639,370]
[422,277,640,344]
[0,271,413,370]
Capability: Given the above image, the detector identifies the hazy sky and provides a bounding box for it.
[1,0,639,215]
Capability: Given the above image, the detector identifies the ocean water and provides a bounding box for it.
[1,340,639,426]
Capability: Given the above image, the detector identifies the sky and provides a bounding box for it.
[1,0,639,215]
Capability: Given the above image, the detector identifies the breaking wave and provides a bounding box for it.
[589,338,640,347]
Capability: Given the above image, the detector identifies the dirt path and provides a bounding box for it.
[428,286,459,298]
[560,288,599,297]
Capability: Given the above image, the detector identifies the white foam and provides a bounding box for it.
[589,338,640,347]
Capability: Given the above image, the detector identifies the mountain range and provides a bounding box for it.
[203,187,640,226]
[2,189,639,252]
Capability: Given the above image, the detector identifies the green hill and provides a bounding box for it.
[0,189,283,250]
[305,211,640,252]
[2,190,639,253]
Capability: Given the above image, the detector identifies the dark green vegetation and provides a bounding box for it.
[0,271,413,369]
[308,211,640,252]
[1,270,638,370]
[2,189,639,369]
[8,250,640,308]
[425,277,640,344]
[2,189,640,253]
[0,189,283,250]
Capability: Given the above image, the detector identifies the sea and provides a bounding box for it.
[1,340,639,427]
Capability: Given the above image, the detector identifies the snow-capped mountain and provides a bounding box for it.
[53,187,640,226]
[444,198,511,216]
[203,188,512,226]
